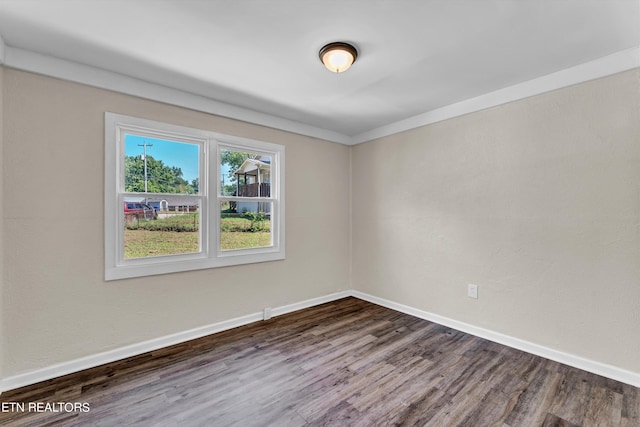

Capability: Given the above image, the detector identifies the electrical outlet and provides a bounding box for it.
[263,307,272,320]
[468,284,478,299]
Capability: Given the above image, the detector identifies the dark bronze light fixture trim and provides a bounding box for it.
[319,42,358,73]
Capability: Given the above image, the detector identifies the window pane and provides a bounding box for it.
[125,135,200,195]
[220,149,271,197]
[124,197,201,259]
[220,201,272,251]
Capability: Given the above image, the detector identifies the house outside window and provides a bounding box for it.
[228,154,272,215]
[105,113,285,280]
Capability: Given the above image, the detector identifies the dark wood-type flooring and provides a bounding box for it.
[1,297,638,426]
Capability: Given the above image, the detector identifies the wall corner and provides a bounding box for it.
[348,145,353,291]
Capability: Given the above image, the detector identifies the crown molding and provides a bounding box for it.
[351,46,640,144]
[2,46,352,145]
[2,45,638,146]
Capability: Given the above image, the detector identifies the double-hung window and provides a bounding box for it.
[105,113,285,280]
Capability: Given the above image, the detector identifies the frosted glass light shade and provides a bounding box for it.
[319,42,358,73]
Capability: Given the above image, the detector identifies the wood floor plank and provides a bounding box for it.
[583,386,623,427]
[504,368,564,427]
[1,297,638,426]
[541,413,581,427]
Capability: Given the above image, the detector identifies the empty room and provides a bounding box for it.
[0,1,639,426]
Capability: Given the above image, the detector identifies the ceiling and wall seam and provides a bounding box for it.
[2,46,353,146]
[2,44,638,146]
[351,47,640,144]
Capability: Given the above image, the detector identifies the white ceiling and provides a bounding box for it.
[0,0,638,144]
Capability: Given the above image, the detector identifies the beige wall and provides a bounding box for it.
[2,65,639,382]
[1,69,351,377]
[352,69,640,373]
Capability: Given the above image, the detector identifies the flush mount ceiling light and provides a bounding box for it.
[319,42,358,73]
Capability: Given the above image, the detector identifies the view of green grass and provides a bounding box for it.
[124,229,200,258]
[124,214,271,258]
[220,231,271,251]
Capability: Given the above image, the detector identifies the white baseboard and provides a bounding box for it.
[2,289,638,393]
[271,290,351,318]
[0,290,351,393]
[352,290,640,388]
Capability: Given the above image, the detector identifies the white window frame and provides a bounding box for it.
[105,113,285,281]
